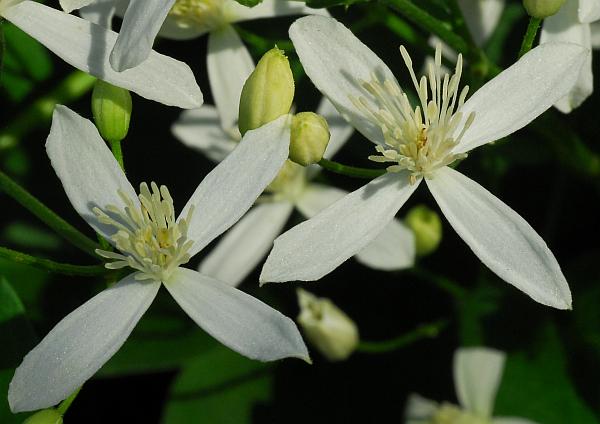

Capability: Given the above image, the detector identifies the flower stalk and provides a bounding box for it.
[0,246,107,277]
[518,16,542,58]
[357,319,448,353]
[317,158,386,179]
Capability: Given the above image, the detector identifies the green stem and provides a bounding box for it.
[0,71,96,150]
[0,246,106,276]
[318,158,386,179]
[357,319,448,353]
[407,266,466,300]
[0,170,100,257]
[110,139,125,171]
[381,0,469,54]
[518,17,541,58]
[57,387,81,415]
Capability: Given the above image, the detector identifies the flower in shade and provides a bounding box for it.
[259,15,587,310]
[0,0,202,109]
[540,0,600,113]
[8,105,307,413]
[405,347,538,424]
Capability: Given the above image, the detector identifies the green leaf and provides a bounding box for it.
[2,222,61,251]
[162,346,273,424]
[0,277,37,424]
[233,0,263,7]
[495,324,598,423]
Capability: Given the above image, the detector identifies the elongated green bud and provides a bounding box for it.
[23,409,63,424]
[404,204,442,256]
[238,47,294,136]
[91,80,132,143]
[289,112,330,166]
[523,0,566,18]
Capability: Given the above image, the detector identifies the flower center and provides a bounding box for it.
[94,182,194,282]
[351,45,475,184]
[168,0,225,33]
[429,403,490,424]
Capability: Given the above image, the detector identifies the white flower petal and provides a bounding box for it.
[79,0,116,28]
[45,105,138,241]
[455,42,588,154]
[180,114,291,257]
[454,347,506,417]
[3,1,203,109]
[225,0,329,24]
[579,0,600,23]
[8,274,160,413]
[199,202,293,287]
[109,0,177,72]
[404,393,439,423]
[260,172,420,283]
[289,15,398,145]
[165,268,309,361]
[207,26,254,132]
[541,1,593,113]
[591,22,600,47]
[172,106,238,163]
[60,0,94,13]
[355,218,415,271]
[317,97,354,159]
[427,167,571,309]
[493,418,540,424]
[294,183,347,218]
[459,0,505,46]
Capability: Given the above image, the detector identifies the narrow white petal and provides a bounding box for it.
[110,0,177,71]
[579,0,600,23]
[493,418,540,424]
[260,172,420,283]
[207,26,254,131]
[172,106,238,163]
[181,115,291,257]
[541,1,593,113]
[59,0,93,13]
[455,42,588,154]
[458,0,505,46]
[294,183,347,218]
[355,219,415,271]
[317,97,354,159]
[165,268,309,361]
[3,1,203,109]
[79,0,116,28]
[289,16,398,145]
[592,22,600,47]
[45,106,138,241]
[454,347,506,417]
[405,393,439,423]
[8,275,160,412]
[199,202,293,287]
[427,167,571,309]
[225,0,329,24]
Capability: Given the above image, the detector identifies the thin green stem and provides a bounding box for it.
[0,246,106,276]
[381,0,469,54]
[318,158,386,179]
[518,17,541,58]
[407,266,466,300]
[0,71,96,150]
[110,139,125,171]
[57,387,81,415]
[0,170,100,257]
[357,319,448,353]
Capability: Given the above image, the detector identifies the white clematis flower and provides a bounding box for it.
[541,0,600,113]
[173,95,415,287]
[405,347,538,424]
[0,0,202,109]
[259,16,586,310]
[8,105,308,413]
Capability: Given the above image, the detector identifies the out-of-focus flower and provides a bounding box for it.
[259,16,585,310]
[296,288,359,362]
[0,0,202,109]
[8,106,307,413]
[541,0,600,113]
[405,347,538,424]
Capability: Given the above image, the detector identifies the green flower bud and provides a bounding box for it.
[23,409,63,424]
[523,0,566,18]
[289,112,330,166]
[238,47,294,136]
[297,288,359,362]
[404,204,442,256]
[91,80,132,143]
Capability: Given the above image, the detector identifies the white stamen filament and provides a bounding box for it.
[94,182,194,282]
[350,44,475,183]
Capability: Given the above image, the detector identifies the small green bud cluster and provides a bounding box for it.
[523,0,566,18]
[91,80,132,143]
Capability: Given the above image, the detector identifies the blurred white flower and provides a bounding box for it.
[541,0,600,113]
[0,0,202,109]
[8,105,307,413]
[405,347,538,424]
[259,16,586,310]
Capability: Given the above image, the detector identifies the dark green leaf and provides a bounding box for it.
[233,0,263,7]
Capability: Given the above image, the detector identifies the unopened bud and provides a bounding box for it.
[523,0,566,18]
[238,47,294,136]
[404,204,442,256]
[23,409,63,424]
[289,112,330,166]
[266,159,304,194]
[297,288,359,361]
[91,80,132,143]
